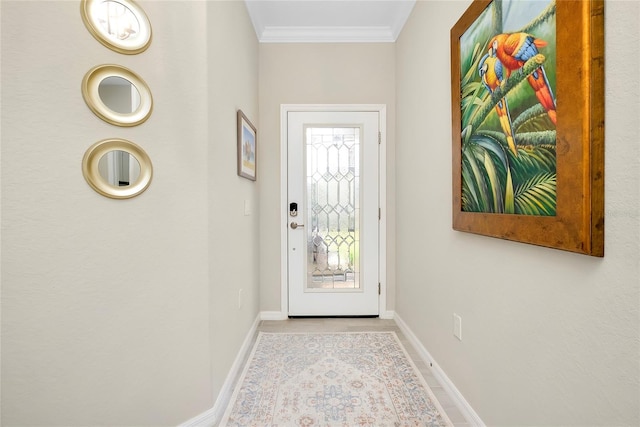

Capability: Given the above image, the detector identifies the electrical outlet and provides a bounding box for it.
[453,313,462,341]
[238,289,244,309]
[244,199,251,216]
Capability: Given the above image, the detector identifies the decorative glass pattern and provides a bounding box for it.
[306,127,360,289]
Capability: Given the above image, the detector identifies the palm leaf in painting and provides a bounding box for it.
[514,172,557,215]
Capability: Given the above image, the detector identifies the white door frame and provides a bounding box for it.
[280,104,388,317]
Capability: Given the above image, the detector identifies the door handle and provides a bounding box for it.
[290,222,304,230]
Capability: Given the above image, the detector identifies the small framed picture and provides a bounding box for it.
[237,110,257,181]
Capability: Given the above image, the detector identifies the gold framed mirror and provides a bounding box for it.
[82,138,153,199]
[80,0,152,54]
[82,64,153,127]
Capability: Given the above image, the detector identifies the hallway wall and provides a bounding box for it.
[395,1,640,425]
[258,43,397,314]
[206,0,261,411]
[1,1,259,425]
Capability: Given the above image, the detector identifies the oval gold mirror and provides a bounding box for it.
[80,0,152,54]
[82,138,153,199]
[82,64,153,127]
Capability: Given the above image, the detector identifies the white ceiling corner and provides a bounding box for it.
[244,0,416,43]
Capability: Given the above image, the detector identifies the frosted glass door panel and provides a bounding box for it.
[306,127,360,290]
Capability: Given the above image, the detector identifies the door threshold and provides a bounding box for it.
[288,315,379,319]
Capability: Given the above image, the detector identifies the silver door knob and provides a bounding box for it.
[290,222,304,229]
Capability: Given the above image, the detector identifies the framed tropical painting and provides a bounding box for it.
[450,0,604,256]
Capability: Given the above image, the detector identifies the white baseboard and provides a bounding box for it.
[178,406,216,427]
[394,313,485,427]
[379,310,395,319]
[260,311,288,320]
[178,313,261,427]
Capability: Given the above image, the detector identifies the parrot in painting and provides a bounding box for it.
[487,32,557,124]
[478,53,518,156]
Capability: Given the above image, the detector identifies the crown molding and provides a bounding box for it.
[245,0,416,43]
[389,0,415,40]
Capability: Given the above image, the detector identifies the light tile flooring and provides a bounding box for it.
[221,318,469,426]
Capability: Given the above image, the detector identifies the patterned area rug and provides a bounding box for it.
[220,332,453,426]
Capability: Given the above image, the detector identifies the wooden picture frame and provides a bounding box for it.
[237,110,257,181]
[450,0,604,256]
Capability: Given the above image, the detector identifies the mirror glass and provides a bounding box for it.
[82,138,152,199]
[98,76,141,114]
[82,64,153,127]
[96,1,141,43]
[97,150,141,187]
[81,0,152,54]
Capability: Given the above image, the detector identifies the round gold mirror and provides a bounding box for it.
[82,138,152,199]
[82,64,153,127]
[80,0,152,54]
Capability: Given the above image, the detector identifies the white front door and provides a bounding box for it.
[287,110,380,316]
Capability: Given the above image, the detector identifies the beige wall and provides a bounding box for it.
[206,0,260,404]
[395,1,640,425]
[258,43,397,313]
[1,1,259,425]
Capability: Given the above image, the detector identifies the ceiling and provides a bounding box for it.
[244,0,416,43]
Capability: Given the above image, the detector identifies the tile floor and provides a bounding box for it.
[220,317,470,427]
